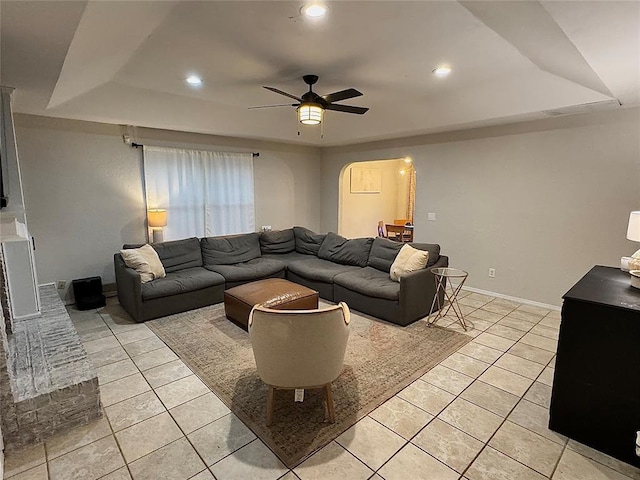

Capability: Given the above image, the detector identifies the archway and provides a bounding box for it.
[338,158,415,239]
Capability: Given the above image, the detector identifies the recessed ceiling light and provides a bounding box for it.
[186,75,202,86]
[301,2,328,18]
[432,66,452,77]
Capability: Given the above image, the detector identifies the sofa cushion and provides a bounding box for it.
[201,233,261,266]
[390,244,429,282]
[367,237,404,272]
[141,267,225,300]
[318,232,374,267]
[262,251,311,263]
[123,237,203,273]
[205,258,286,283]
[120,244,166,283]
[334,267,400,301]
[293,226,326,256]
[287,257,359,283]
[411,242,441,267]
[259,229,295,254]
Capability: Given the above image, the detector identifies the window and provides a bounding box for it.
[143,146,254,240]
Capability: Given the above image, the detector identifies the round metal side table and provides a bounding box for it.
[428,267,469,330]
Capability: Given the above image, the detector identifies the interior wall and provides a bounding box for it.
[0,89,26,223]
[321,107,640,306]
[13,114,322,302]
[339,159,405,239]
[396,164,413,221]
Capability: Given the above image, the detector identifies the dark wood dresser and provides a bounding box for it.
[550,265,640,467]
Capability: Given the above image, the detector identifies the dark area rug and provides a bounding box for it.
[142,303,471,468]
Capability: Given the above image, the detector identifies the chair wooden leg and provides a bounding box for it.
[266,386,275,426]
[324,383,336,423]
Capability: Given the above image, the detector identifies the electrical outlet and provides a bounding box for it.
[261,225,272,232]
[427,213,437,221]
[488,268,496,278]
[56,280,66,289]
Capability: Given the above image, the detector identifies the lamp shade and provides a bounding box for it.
[147,209,167,228]
[298,103,323,125]
[628,211,640,242]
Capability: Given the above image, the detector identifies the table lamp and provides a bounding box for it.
[627,211,640,288]
[148,209,167,243]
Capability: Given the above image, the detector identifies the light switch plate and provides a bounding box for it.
[427,213,436,221]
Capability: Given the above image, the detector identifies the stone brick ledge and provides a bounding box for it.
[2,284,101,451]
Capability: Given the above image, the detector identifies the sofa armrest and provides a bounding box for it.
[114,253,143,322]
[399,255,449,323]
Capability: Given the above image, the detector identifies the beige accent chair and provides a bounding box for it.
[248,302,351,426]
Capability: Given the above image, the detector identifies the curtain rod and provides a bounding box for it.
[131,142,259,157]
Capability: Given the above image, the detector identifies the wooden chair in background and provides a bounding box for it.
[386,224,414,242]
[386,224,404,242]
[393,219,414,242]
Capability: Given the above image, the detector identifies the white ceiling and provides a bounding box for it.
[1,1,639,146]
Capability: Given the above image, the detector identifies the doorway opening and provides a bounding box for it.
[338,158,416,239]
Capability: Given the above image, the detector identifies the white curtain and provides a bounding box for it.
[143,146,255,240]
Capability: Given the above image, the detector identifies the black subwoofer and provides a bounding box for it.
[72,276,106,310]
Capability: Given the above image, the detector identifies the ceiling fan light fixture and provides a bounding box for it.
[432,65,452,77]
[186,75,203,86]
[301,2,328,18]
[298,102,323,125]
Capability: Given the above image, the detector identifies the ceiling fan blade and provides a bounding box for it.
[263,86,302,102]
[325,104,369,115]
[248,104,298,109]
[322,88,363,103]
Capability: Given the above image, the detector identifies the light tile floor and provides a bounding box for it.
[4,292,640,480]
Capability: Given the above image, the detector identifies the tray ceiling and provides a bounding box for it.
[1,1,638,146]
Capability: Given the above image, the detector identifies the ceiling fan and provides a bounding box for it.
[251,74,369,125]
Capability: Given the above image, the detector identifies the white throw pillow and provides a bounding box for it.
[120,244,166,284]
[390,244,429,282]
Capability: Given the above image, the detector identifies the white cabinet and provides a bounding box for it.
[1,237,40,320]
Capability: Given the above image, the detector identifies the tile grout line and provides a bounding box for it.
[94,310,194,476]
[100,310,155,479]
[101,306,280,478]
[369,406,467,478]
[42,300,592,480]
[456,372,558,479]
[46,313,141,479]
[325,300,554,479]
[454,303,560,478]
[295,441,375,479]
[373,302,512,479]
[107,316,218,477]
[398,300,560,478]
[549,439,570,480]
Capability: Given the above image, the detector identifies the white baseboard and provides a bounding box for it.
[460,285,561,311]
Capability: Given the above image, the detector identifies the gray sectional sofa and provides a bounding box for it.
[114,226,448,326]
